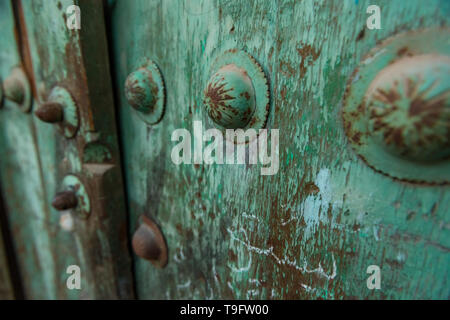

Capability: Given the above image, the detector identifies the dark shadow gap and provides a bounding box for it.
[0,181,25,300]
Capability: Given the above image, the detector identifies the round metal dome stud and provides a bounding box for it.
[35,86,79,138]
[203,49,270,143]
[124,59,166,125]
[204,64,256,129]
[3,67,32,113]
[343,28,450,185]
[365,54,450,163]
[132,215,168,268]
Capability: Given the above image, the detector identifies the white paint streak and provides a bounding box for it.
[177,280,191,289]
[242,212,260,222]
[301,283,316,293]
[227,227,337,280]
[246,289,259,299]
[173,247,186,263]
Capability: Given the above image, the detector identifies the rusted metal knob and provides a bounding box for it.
[2,67,31,112]
[132,215,168,268]
[124,60,166,125]
[52,191,78,211]
[125,67,158,114]
[204,64,256,129]
[365,54,450,162]
[34,87,79,138]
[35,102,64,123]
[52,175,91,219]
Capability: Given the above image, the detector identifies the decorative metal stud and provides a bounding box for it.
[366,54,450,162]
[203,49,270,142]
[35,102,64,123]
[204,64,256,129]
[132,215,168,268]
[52,175,91,219]
[124,59,165,125]
[2,67,32,113]
[52,191,78,211]
[35,86,79,138]
[342,28,450,184]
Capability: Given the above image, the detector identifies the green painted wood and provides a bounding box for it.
[0,1,16,301]
[0,0,51,299]
[109,0,450,299]
[0,0,134,299]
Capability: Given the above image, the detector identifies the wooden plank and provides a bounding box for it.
[0,0,134,299]
[0,1,16,301]
[109,0,450,299]
[0,0,49,300]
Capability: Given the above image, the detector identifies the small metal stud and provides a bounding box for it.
[124,59,166,125]
[53,175,91,219]
[132,215,168,268]
[125,68,157,114]
[52,191,78,211]
[35,102,64,123]
[35,87,79,138]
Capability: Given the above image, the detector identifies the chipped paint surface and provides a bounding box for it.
[0,0,448,300]
[110,0,449,299]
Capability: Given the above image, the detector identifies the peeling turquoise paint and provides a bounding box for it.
[108,0,450,300]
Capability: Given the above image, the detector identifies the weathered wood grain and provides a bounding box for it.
[0,2,15,300]
[109,0,449,299]
[0,0,46,300]
[0,0,134,299]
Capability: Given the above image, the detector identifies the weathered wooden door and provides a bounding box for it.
[0,0,133,299]
[0,0,449,300]
[108,0,449,299]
